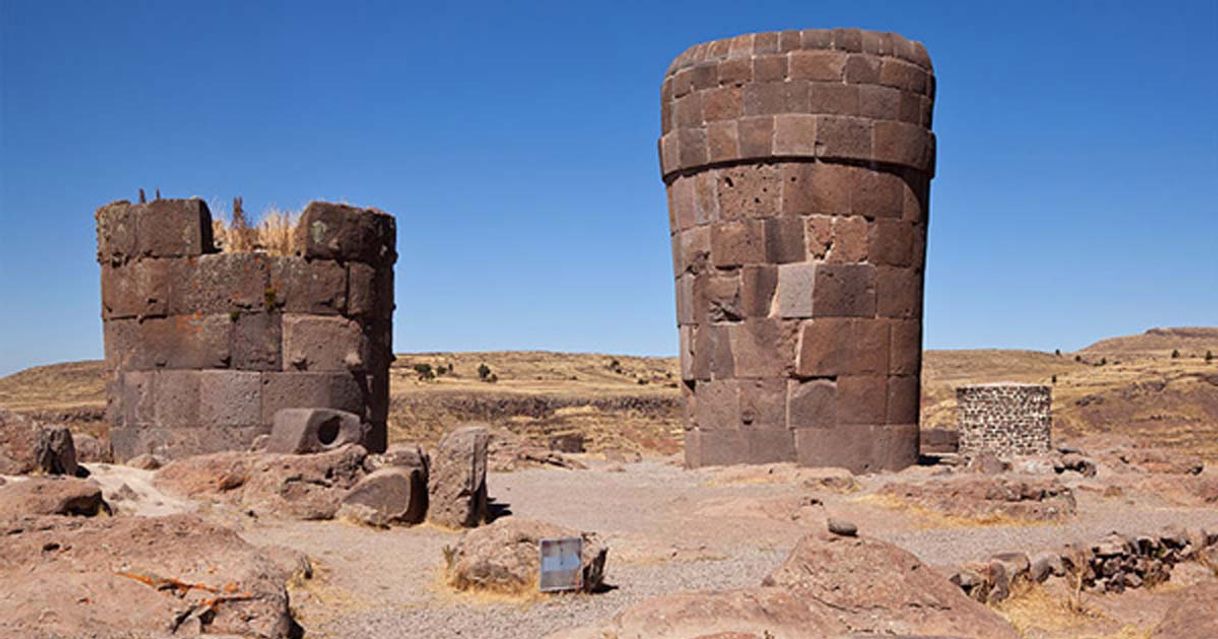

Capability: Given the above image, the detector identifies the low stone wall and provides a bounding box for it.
[956,383,1051,457]
[96,198,396,460]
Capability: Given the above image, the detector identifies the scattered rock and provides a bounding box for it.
[266,407,367,454]
[338,466,426,527]
[827,518,857,537]
[880,476,1077,522]
[33,426,77,476]
[126,453,164,471]
[370,442,430,474]
[1030,551,1064,582]
[0,409,40,474]
[72,433,111,463]
[967,451,1009,475]
[428,425,489,528]
[0,514,301,638]
[0,477,108,519]
[548,432,586,454]
[1057,452,1097,477]
[446,517,607,595]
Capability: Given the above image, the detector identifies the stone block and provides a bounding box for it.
[119,370,157,428]
[259,371,367,426]
[673,91,703,128]
[197,370,262,428]
[872,120,931,171]
[871,423,919,470]
[716,164,780,218]
[876,266,922,319]
[753,54,787,82]
[825,216,869,264]
[269,256,347,315]
[231,311,282,371]
[775,262,815,318]
[100,259,181,319]
[745,428,796,464]
[787,379,837,429]
[669,176,697,231]
[794,423,876,473]
[295,201,396,265]
[693,379,739,430]
[837,375,888,425]
[705,273,742,322]
[711,220,766,268]
[763,216,805,263]
[886,375,920,425]
[879,58,927,93]
[772,114,817,155]
[266,407,367,454]
[678,127,708,170]
[889,319,922,375]
[428,424,490,528]
[706,120,740,162]
[796,318,889,377]
[844,54,882,84]
[692,172,720,225]
[678,226,711,274]
[852,167,904,218]
[133,198,214,259]
[812,263,876,317]
[153,370,202,428]
[738,378,786,429]
[685,428,749,467]
[743,82,787,116]
[814,115,871,161]
[679,326,696,381]
[282,314,367,372]
[807,82,859,116]
[107,315,233,370]
[730,318,795,378]
[789,50,845,81]
[110,425,267,462]
[675,275,696,325]
[95,200,137,264]
[703,86,742,122]
[737,115,774,157]
[185,253,272,314]
[340,466,426,526]
[740,265,777,317]
[858,84,901,120]
[870,220,914,267]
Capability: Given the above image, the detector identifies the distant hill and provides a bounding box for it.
[1081,327,1218,358]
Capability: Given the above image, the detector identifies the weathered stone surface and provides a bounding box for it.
[0,514,299,638]
[0,409,40,474]
[33,426,78,476]
[428,425,490,528]
[1153,582,1218,638]
[126,453,164,470]
[338,466,426,527]
[880,476,1076,522]
[294,201,396,265]
[958,384,1052,458]
[447,517,607,594]
[0,477,107,518]
[282,314,368,372]
[266,408,366,455]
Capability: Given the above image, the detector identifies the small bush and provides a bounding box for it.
[413,363,435,381]
[477,363,492,381]
[1171,349,1181,359]
[1207,350,1214,363]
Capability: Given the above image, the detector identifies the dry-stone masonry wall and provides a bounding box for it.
[660,28,935,473]
[957,384,1052,457]
[96,198,396,461]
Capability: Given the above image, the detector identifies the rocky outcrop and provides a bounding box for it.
[0,409,42,474]
[428,425,489,528]
[1153,581,1218,638]
[880,476,1076,521]
[0,514,301,638]
[0,477,108,519]
[154,444,368,520]
[552,531,1017,639]
[338,466,427,527]
[33,425,78,476]
[446,517,607,595]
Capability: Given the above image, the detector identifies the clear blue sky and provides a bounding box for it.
[1,0,1215,376]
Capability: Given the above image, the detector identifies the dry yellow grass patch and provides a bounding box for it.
[212,206,301,256]
[851,493,1052,529]
[995,585,1152,639]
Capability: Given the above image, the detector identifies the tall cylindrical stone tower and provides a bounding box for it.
[96,198,396,461]
[659,29,935,473]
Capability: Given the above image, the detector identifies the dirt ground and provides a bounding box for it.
[78,455,1218,639]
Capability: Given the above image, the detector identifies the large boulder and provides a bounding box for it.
[0,409,41,474]
[155,444,368,520]
[33,425,78,476]
[428,424,489,528]
[0,477,108,519]
[0,514,300,638]
[446,517,607,595]
[551,531,1018,639]
[338,466,427,527]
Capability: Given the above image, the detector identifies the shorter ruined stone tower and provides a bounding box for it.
[96,198,396,460]
[956,383,1052,457]
[660,29,935,473]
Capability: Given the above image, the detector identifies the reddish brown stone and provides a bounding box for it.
[807,82,860,116]
[843,54,882,84]
[780,163,816,216]
[674,91,704,128]
[873,120,931,170]
[675,275,696,325]
[678,127,709,170]
[763,216,805,264]
[230,311,282,371]
[686,428,749,467]
[832,28,864,53]
[875,266,922,319]
[812,263,876,317]
[185,253,272,314]
[815,116,872,162]
[95,200,137,265]
[745,427,796,464]
[738,378,786,429]
[347,262,392,319]
[886,375,920,425]
[753,54,788,82]
[879,59,928,94]
[805,215,832,259]
[268,256,347,316]
[889,319,922,375]
[789,50,845,81]
[678,226,711,274]
[282,314,367,372]
[693,379,739,430]
[703,86,742,121]
[153,370,202,428]
[809,163,855,214]
[787,379,837,429]
[739,265,778,317]
[869,219,914,267]
[871,423,920,470]
[858,85,901,120]
[706,120,740,162]
[794,423,876,473]
[775,262,815,318]
[716,57,752,85]
[826,216,869,264]
[730,319,796,378]
[716,164,781,218]
[705,273,743,322]
[669,177,697,231]
[259,371,366,427]
[689,62,718,90]
[772,114,817,155]
[197,370,262,429]
[134,199,214,259]
[796,318,889,377]
[107,315,232,370]
[852,169,904,219]
[737,116,775,158]
[711,220,766,268]
[744,82,786,117]
[837,375,888,425]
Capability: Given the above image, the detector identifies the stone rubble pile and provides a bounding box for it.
[952,526,1218,604]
